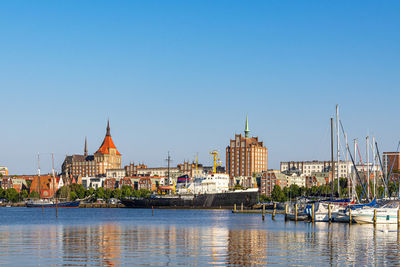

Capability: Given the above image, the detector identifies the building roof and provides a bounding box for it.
[96,120,121,155]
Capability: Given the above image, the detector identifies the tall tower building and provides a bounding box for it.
[62,120,121,178]
[226,117,268,182]
[94,120,122,174]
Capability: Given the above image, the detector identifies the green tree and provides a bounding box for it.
[355,184,363,200]
[271,185,286,202]
[5,188,19,202]
[70,191,78,201]
[104,189,113,200]
[95,187,105,200]
[138,189,151,198]
[121,185,132,198]
[29,191,40,199]
[377,186,385,198]
[388,182,397,197]
[56,186,69,199]
[85,188,95,197]
[259,194,269,202]
[70,184,86,199]
[112,188,122,199]
[0,188,4,199]
[19,189,28,200]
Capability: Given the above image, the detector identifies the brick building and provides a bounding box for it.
[226,117,268,183]
[62,121,121,178]
[260,170,288,197]
[383,152,400,180]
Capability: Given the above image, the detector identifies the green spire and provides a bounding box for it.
[245,115,249,138]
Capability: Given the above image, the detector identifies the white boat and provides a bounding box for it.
[352,201,400,224]
[176,173,230,195]
[313,202,343,222]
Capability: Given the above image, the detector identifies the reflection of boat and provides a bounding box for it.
[285,213,309,221]
[26,199,80,208]
[352,200,400,224]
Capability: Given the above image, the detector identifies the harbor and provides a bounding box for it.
[1,207,400,266]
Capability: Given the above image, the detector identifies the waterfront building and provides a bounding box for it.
[177,161,204,177]
[280,160,352,178]
[0,177,13,190]
[104,178,117,190]
[55,177,64,190]
[305,172,330,187]
[120,176,167,191]
[62,121,121,178]
[30,175,55,198]
[0,166,8,176]
[287,173,306,187]
[106,169,126,180]
[135,166,179,178]
[260,170,288,197]
[203,165,225,174]
[226,117,268,183]
[81,176,105,189]
[124,162,147,177]
[232,176,257,189]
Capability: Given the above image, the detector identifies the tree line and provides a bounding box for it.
[0,184,152,203]
[261,179,400,202]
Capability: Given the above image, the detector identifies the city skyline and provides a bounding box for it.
[1,1,400,174]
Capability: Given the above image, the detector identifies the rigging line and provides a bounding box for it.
[385,141,400,196]
[375,142,389,198]
[346,144,367,201]
[356,143,372,200]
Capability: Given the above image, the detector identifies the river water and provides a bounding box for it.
[0,208,400,266]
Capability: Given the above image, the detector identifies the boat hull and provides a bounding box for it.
[121,191,258,209]
[352,209,399,224]
[26,200,81,208]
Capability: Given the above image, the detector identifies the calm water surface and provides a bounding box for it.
[1,208,400,266]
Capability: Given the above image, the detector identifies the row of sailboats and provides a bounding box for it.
[309,105,400,224]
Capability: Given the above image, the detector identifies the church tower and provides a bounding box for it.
[94,120,122,173]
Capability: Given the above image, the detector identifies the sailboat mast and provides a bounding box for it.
[38,153,41,199]
[331,118,335,198]
[345,131,349,198]
[336,105,340,197]
[52,153,58,217]
[372,136,376,199]
[366,136,370,199]
[353,139,357,200]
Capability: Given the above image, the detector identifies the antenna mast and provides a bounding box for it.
[165,152,172,185]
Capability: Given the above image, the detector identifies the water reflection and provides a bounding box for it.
[1,211,400,266]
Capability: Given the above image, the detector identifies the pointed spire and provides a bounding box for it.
[84,136,88,156]
[244,115,250,138]
[106,119,111,136]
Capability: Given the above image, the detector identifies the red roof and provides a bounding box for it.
[96,135,121,155]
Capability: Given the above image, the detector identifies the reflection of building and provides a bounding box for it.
[227,229,267,266]
[0,166,8,176]
[226,117,268,181]
[62,121,121,178]
[62,224,121,266]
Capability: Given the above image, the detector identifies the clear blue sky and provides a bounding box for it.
[1,1,399,174]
